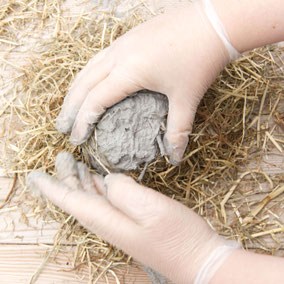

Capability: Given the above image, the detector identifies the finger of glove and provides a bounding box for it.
[75,48,110,82]
[56,49,111,134]
[71,48,110,89]
[26,171,140,246]
[70,69,140,145]
[55,152,81,191]
[91,174,105,195]
[104,173,170,226]
[77,162,102,194]
[163,96,197,165]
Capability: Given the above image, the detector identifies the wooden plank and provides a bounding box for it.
[0,244,152,283]
[0,176,59,244]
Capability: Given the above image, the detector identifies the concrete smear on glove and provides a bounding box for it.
[89,91,168,171]
[143,265,168,284]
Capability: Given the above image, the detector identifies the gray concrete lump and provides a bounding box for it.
[87,91,168,171]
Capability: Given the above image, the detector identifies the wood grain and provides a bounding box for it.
[0,244,152,284]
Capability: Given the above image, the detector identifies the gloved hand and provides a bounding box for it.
[56,1,231,165]
[27,152,240,283]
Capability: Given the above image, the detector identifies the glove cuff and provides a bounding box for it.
[194,241,241,284]
[196,0,241,61]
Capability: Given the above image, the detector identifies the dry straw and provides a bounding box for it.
[0,0,284,282]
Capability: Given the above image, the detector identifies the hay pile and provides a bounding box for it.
[1,0,284,282]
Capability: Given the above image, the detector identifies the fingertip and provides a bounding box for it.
[69,111,101,145]
[77,162,106,195]
[55,152,78,181]
[165,95,196,165]
[55,152,75,169]
[69,128,90,145]
[56,104,79,134]
[56,116,72,134]
[27,170,44,186]
[163,132,189,166]
[26,170,50,197]
[77,162,88,181]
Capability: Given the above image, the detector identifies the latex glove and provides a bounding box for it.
[27,152,240,283]
[56,2,231,165]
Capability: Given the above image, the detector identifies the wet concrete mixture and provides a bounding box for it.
[88,91,168,171]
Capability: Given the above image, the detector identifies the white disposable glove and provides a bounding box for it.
[27,152,240,284]
[56,1,234,165]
